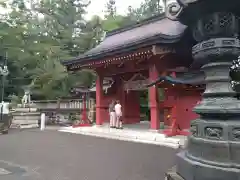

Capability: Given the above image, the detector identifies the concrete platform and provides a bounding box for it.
[58,122,187,149]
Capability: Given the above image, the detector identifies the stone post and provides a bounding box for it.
[166,0,240,179]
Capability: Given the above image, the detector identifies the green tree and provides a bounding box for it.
[0,0,97,100]
[83,15,104,49]
[104,0,117,19]
[0,0,167,101]
[127,0,164,21]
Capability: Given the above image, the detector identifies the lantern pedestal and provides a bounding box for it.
[165,0,240,179]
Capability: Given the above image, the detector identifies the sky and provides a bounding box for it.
[86,0,144,19]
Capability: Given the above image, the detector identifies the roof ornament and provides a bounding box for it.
[165,0,183,20]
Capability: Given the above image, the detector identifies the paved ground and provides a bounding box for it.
[0,129,177,180]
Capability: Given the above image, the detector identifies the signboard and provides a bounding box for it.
[152,45,176,55]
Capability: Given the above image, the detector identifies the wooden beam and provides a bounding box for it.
[67,47,154,71]
[103,64,148,76]
[167,66,189,73]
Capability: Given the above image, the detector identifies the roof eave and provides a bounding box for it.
[61,33,185,67]
[147,71,205,87]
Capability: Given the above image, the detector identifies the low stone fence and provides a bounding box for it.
[33,99,94,110]
[32,99,96,125]
[11,99,96,128]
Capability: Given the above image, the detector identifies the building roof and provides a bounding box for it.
[62,14,187,66]
[147,71,205,87]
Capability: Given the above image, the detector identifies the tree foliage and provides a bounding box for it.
[127,0,164,21]
[0,0,164,101]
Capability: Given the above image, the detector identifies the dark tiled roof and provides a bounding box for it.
[147,71,205,86]
[62,15,187,66]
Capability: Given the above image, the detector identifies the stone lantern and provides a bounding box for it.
[165,0,240,179]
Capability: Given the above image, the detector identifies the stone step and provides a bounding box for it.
[11,112,40,129]
[12,112,40,116]
[12,116,40,121]
[12,120,38,124]
[13,108,38,112]
[20,124,39,129]
[58,127,181,149]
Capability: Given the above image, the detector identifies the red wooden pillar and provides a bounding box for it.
[170,72,177,126]
[121,85,126,124]
[96,74,104,125]
[162,72,190,136]
[118,78,126,123]
[149,64,160,130]
[82,94,87,121]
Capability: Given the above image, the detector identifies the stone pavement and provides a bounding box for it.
[59,124,187,149]
[0,129,177,180]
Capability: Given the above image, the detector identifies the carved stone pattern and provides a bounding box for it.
[192,38,240,53]
[192,38,240,61]
[190,125,198,137]
[205,127,223,140]
[196,97,239,112]
[192,12,239,42]
[202,41,215,49]
[218,12,234,31]
[202,15,215,34]
[232,128,240,140]
[193,47,240,62]
[205,83,226,93]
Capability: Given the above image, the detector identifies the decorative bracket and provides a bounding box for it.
[123,73,149,91]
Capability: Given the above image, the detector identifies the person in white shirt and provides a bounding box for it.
[109,100,116,128]
[0,101,10,134]
[0,101,9,115]
[114,100,123,129]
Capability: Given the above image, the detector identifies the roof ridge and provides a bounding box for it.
[106,13,166,37]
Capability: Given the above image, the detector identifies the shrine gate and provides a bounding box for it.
[62,14,204,132]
